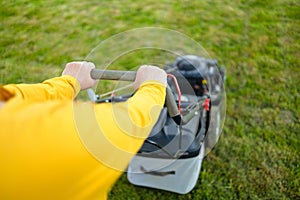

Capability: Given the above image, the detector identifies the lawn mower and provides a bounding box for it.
[88,55,226,194]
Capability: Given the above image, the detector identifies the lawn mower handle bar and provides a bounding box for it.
[91,69,181,125]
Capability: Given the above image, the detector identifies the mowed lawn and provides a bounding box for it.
[0,0,299,199]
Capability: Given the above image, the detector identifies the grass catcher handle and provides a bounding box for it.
[91,69,181,125]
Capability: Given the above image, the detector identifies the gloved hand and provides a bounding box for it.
[133,65,167,90]
[62,61,98,90]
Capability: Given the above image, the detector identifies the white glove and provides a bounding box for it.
[62,61,98,90]
[133,65,167,90]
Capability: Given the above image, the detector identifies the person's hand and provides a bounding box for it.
[62,61,98,90]
[133,65,167,90]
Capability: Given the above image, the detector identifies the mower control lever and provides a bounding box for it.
[91,69,181,125]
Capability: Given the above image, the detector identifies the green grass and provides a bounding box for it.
[0,0,299,199]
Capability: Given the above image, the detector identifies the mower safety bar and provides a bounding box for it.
[91,69,181,125]
[91,69,136,81]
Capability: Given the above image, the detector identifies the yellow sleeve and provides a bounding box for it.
[98,80,166,149]
[3,75,80,101]
[0,80,165,200]
[128,81,166,127]
[76,80,166,172]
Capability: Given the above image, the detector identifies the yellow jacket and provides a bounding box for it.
[0,75,166,200]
